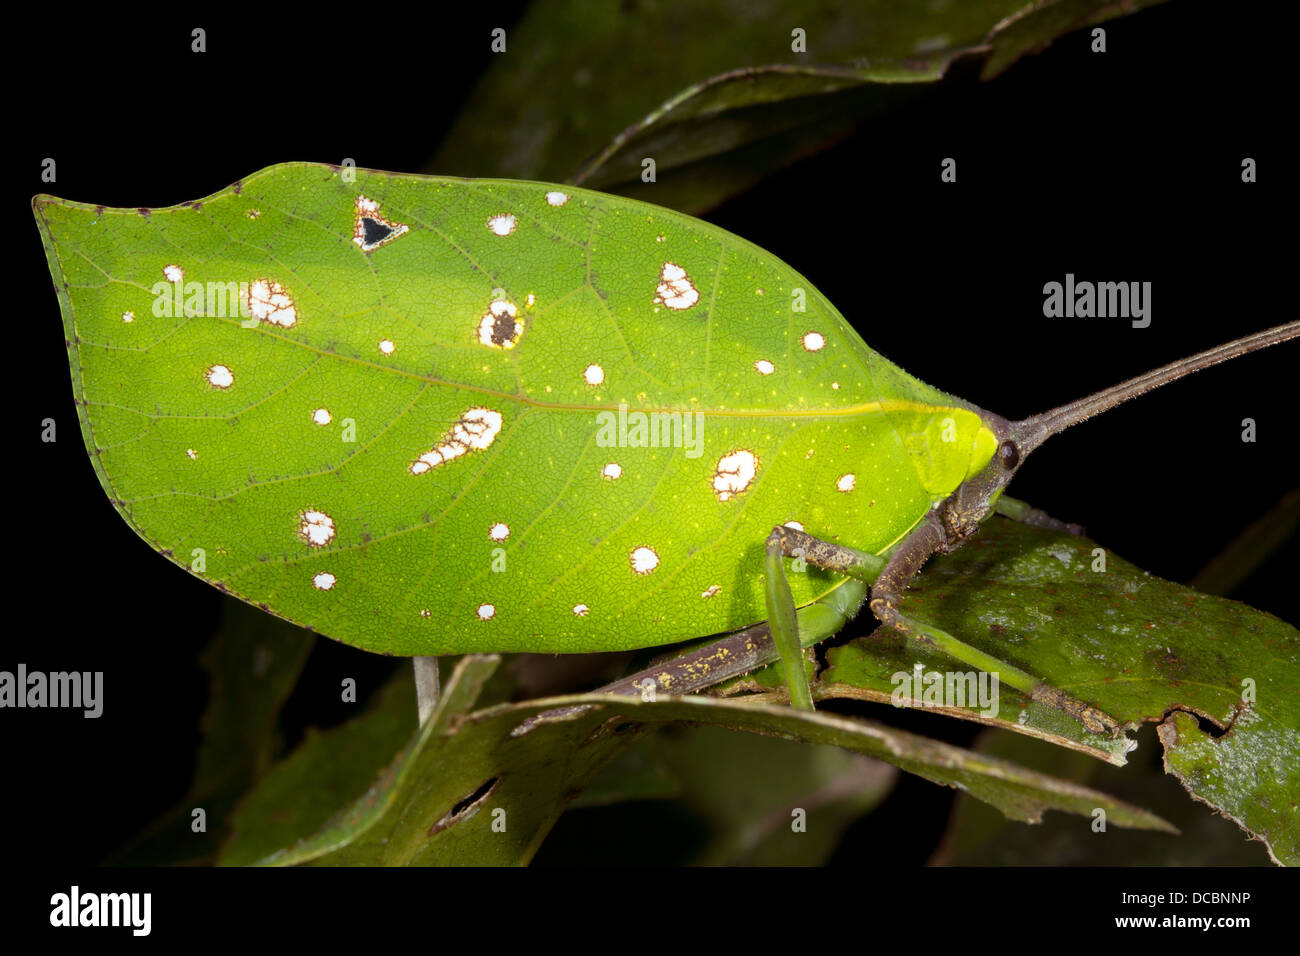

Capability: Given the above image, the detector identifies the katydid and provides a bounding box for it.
[32,163,1298,735]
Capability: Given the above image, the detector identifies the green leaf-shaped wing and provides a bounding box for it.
[35,163,994,656]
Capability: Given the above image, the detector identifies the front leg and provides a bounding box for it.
[764,533,811,709]
[763,525,889,712]
[995,494,1084,535]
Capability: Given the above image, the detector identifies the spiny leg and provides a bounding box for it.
[868,511,1120,734]
[768,525,886,582]
[511,576,868,735]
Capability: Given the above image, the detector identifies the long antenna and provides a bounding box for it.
[1011,321,1299,454]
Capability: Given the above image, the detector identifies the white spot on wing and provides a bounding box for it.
[477,299,522,349]
[299,509,336,547]
[572,604,589,616]
[248,278,297,328]
[312,571,336,591]
[545,191,569,207]
[207,364,234,388]
[836,473,856,493]
[163,264,183,282]
[712,450,758,502]
[755,359,775,375]
[654,261,699,311]
[701,585,721,599]
[122,311,135,323]
[378,339,395,355]
[186,448,197,460]
[630,546,660,575]
[352,195,408,251]
[489,522,510,541]
[583,364,605,386]
[411,407,504,473]
[487,213,517,236]
[602,462,622,480]
[477,603,496,620]
[312,408,332,425]
[801,331,825,352]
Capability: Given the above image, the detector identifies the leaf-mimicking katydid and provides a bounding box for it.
[33,163,1299,735]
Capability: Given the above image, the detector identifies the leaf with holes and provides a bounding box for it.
[243,655,1171,867]
[816,518,1299,864]
[35,161,1004,657]
[935,726,1278,866]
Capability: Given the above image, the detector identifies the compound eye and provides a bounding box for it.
[997,440,1020,470]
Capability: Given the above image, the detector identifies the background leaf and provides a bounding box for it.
[432,0,1167,212]
[1189,490,1299,598]
[110,600,313,865]
[244,655,1171,866]
[933,725,1273,865]
[254,656,648,866]
[805,518,1298,859]
[562,723,898,864]
[1159,710,1298,866]
[219,665,416,866]
[638,724,897,865]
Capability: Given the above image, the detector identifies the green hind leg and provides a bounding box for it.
[760,521,1119,733]
[868,511,1120,734]
[510,567,869,735]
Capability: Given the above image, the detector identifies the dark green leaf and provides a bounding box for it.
[433,0,1167,212]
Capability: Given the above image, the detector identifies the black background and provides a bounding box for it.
[3,0,1294,925]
